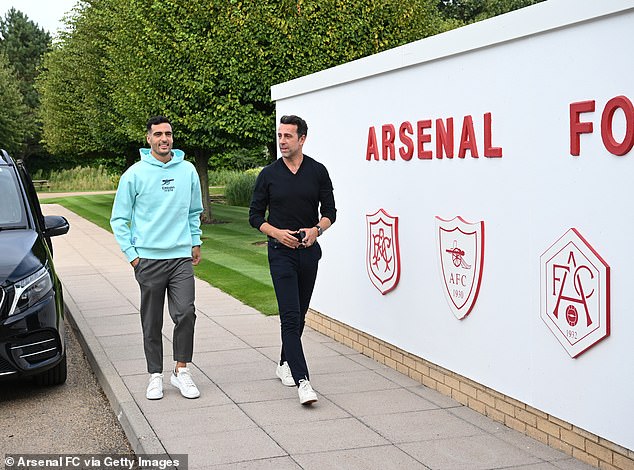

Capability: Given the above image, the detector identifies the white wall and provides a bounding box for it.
[272,0,634,450]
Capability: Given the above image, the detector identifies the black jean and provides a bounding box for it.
[268,240,322,385]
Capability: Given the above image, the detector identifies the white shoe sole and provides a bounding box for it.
[300,395,318,405]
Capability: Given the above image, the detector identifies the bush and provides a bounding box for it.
[208,169,240,186]
[31,165,118,191]
[209,147,270,171]
[224,170,260,207]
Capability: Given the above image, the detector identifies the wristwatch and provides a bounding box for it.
[315,225,323,237]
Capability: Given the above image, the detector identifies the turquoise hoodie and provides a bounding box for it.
[110,148,203,262]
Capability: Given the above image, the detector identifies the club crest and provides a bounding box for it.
[436,216,485,319]
[366,208,400,295]
[540,228,610,358]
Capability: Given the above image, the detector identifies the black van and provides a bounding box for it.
[0,150,69,385]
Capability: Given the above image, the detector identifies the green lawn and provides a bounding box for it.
[43,194,278,315]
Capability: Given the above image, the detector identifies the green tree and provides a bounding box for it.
[38,1,132,164]
[0,52,31,155]
[0,8,51,159]
[288,0,451,72]
[38,0,455,222]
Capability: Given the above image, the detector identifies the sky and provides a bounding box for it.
[0,0,79,36]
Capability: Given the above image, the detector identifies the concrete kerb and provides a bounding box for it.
[63,287,166,456]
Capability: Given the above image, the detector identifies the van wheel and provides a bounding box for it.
[34,353,67,386]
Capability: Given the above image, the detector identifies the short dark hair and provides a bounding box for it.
[146,116,171,133]
[280,115,307,138]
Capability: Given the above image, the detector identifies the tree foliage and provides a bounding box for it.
[437,0,546,23]
[0,8,51,158]
[0,52,31,155]
[38,1,127,159]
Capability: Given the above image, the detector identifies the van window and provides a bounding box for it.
[0,167,28,229]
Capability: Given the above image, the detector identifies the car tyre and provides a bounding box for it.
[34,353,67,386]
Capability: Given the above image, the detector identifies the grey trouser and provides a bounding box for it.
[133,257,196,374]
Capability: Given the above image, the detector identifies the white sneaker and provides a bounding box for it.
[170,367,200,399]
[298,379,318,405]
[146,373,163,400]
[276,362,295,387]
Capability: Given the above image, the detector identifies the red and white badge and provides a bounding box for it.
[366,208,401,295]
[540,228,610,358]
[436,216,485,320]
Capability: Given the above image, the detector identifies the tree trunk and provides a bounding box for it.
[125,144,138,169]
[193,149,212,223]
[266,140,277,162]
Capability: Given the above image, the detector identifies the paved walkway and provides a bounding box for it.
[42,204,597,470]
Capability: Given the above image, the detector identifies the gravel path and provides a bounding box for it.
[0,317,134,456]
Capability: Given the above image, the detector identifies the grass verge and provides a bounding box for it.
[43,194,277,315]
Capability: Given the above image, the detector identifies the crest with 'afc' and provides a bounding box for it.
[436,216,485,320]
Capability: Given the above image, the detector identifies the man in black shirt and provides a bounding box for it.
[249,115,336,405]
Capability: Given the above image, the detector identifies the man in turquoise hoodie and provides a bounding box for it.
[110,116,203,400]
